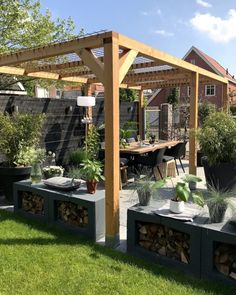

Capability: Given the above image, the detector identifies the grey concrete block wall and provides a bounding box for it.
[14,181,105,241]
[127,205,202,277]
[201,223,236,286]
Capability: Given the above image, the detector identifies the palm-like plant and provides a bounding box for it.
[174,174,204,207]
[133,177,167,206]
[205,186,236,223]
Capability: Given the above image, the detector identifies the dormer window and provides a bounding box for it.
[190,59,196,65]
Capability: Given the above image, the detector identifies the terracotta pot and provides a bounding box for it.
[169,199,185,214]
[86,180,98,194]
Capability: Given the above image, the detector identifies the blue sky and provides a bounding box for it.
[41,0,236,74]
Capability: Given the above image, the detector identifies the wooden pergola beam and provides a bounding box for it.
[25,60,84,73]
[76,49,104,83]
[118,33,228,84]
[119,49,138,84]
[0,66,25,75]
[0,32,112,66]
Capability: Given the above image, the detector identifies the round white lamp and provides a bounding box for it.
[77,96,95,107]
[77,96,96,151]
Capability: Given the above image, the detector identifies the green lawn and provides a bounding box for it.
[0,210,235,295]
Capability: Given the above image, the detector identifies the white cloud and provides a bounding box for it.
[153,29,174,37]
[140,9,162,16]
[196,0,212,8]
[190,9,236,43]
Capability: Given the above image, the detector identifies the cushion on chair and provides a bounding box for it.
[127,137,136,143]
[120,157,129,167]
[163,155,174,162]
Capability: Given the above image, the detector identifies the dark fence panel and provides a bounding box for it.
[0,94,138,164]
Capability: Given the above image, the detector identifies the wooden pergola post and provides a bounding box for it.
[222,83,229,112]
[138,89,145,139]
[103,35,120,247]
[189,72,199,175]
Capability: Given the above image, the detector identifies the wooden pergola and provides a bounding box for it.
[0,31,229,246]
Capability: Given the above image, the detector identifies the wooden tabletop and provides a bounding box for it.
[119,140,179,155]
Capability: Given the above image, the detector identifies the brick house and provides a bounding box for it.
[148,46,236,107]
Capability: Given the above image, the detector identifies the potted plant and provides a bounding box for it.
[205,186,235,223]
[42,166,64,179]
[0,113,45,202]
[17,147,46,183]
[170,174,204,213]
[79,159,104,194]
[197,102,216,166]
[196,111,236,191]
[133,177,166,206]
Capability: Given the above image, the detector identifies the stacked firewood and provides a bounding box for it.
[138,222,190,264]
[21,191,44,215]
[214,243,236,280]
[57,201,89,227]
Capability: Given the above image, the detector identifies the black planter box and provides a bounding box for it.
[201,222,236,286]
[14,181,105,241]
[127,203,204,277]
[202,157,236,192]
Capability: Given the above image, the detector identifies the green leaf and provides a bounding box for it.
[182,174,202,183]
[176,182,190,202]
[192,191,205,207]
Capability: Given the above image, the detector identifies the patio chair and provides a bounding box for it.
[97,150,129,189]
[135,147,167,179]
[164,141,187,175]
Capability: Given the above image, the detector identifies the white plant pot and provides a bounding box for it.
[169,200,185,214]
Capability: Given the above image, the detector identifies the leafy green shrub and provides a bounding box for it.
[119,88,138,102]
[85,125,100,160]
[230,104,236,116]
[197,111,236,165]
[198,101,216,126]
[68,148,88,166]
[0,113,45,166]
[16,147,46,166]
[79,159,104,182]
[167,88,179,109]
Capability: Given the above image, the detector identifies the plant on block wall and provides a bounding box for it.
[84,124,100,160]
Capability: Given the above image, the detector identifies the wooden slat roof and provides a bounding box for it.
[0,30,228,89]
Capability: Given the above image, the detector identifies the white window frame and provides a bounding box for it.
[205,85,216,96]
[190,59,196,65]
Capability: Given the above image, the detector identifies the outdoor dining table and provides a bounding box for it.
[119,140,180,155]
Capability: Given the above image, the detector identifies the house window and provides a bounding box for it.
[205,85,216,96]
[190,59,196,65]
[56,90,61,98]
[187,86,191,97]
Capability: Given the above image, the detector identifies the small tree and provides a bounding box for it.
[0,0,83,93]
[167,88,179,109]
[119,88,138,102]
[198,101,216,126]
